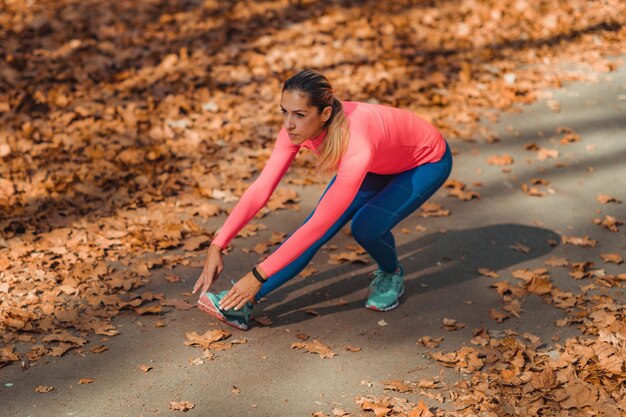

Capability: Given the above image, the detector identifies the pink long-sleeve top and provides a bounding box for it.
[211,101,447,277]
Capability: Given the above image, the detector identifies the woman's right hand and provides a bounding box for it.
[192,244,224,295]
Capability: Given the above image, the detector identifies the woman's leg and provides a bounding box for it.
[351,143,453,272]
[254,172,394,301]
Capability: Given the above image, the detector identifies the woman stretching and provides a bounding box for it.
[192,70,452,330]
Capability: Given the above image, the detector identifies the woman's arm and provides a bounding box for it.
[257,139,374,277]
[211,129,299,250]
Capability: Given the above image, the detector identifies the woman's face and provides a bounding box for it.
[280,90,332,145]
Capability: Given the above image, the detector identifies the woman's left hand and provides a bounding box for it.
[219,272,263,311]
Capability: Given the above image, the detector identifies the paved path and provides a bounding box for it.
[1,59,625,417]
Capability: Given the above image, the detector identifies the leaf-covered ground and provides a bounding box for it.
[1,1,625,416]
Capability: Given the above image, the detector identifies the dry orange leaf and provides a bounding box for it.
[169,400,194,412]
[291,339,337,359]
[562,235,598,247]
[134,305,162,315]
[418,202,450,217]
[477,268,500,278]
[184,329,230,349]
[42,332,87,346]
[164,274,182,283]
[600,253,623,264]
[90,345,109,354]
[409,401,435,417]
[594,215,622,232]
[382,380,413,393]
[139,365,153,372]
[442,318,465,331]
[536,147,559,160]
[161,298,194,311]
[544,256,569,267]
[487,154,514,166]
[299,265,318,278]
[416,336,444,348]
[78,378,94,384]
[47,343,75,357]
[596,194,621,204]
[489,308,509,323]
[328,251,369,265]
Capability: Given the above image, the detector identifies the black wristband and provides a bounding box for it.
[252,266,267,283]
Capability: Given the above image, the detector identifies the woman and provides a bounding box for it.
[192,70,452,330]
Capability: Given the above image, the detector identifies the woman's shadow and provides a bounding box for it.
[256,223,560,327]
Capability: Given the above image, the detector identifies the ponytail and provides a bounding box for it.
[316,97,349,174]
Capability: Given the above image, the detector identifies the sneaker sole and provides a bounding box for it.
[197,296,248,331]
[365,285,405,312]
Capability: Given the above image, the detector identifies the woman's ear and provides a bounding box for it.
[322,105,333,122]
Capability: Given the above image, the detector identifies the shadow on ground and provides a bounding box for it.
[255,223,559,327]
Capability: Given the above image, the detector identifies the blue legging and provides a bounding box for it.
[255,142,453,301]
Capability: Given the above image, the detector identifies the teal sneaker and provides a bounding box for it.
[365,266,405,311]
[197,290,253,331]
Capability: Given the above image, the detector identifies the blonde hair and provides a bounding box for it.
[283,70,350,174]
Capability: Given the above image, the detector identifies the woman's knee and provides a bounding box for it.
[351,211,385,244]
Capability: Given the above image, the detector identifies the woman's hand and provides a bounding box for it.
[219,272,263,311]
[192,244,224,295]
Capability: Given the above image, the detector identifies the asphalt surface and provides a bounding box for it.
[1,59,625,417]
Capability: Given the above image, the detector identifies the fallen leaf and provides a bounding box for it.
[134,305,162,315]
[165,274,182,283]
[161,298,194,311]
[596,194,621,204]
[600,253,623,264]
[510,242,531,253]
[90,345,109,354]
[382,379,413,393]
[594,215,622,232]
[345,345,362,352]
[489,308,509,323]
[169,400,194,412]
[139,365,153,372]
[417,379,438,389]
[184,329,230,349]
[291,339,337,359]
[35,385,54,393]
[477,268,500,278]
[78,378,94,384]
[502,299,523,318]
[416,336,444,348]
[409,401,435,417]
[47,343,75,357]
[418,202,450,217]
[328,251,369,264]
[487,154,514,166]
[536,147,559,160]
[562,235,598,247]
[544,256,569,267]
[299,265,318,278]
[42,332,87,346]
[442,318,465,331]
[182,235,211,251]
